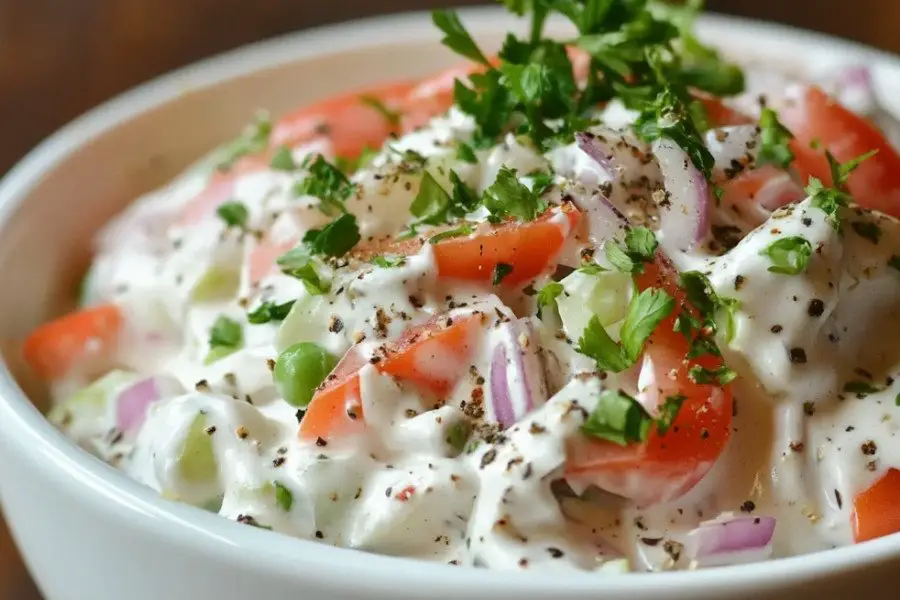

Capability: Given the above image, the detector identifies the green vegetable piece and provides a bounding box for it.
[759,236,812,275]
[274,342,338,407]
[756,108,795,170]
[269,146,297,171]
[190,267,240,302]
[274,481,294,512]
[216,201,249,228]
[205,315,243,364]
[177,412,218,484]
[47,370,137,426]
[582,389,652,446]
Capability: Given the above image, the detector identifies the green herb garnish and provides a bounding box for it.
[483,166,547,221]
[206,315,243,363]
[274,481,294,512]
[428,223,475,244]
[216,201,249,229]
[582,389,653,446]
[303,213,361,257]
[294,155,355,215]
[756,108,795,169]
[492,262,514,285]
[759,236,812,275]
[247,300,295,325]
[360,95,401,128]
[269,146,297,171]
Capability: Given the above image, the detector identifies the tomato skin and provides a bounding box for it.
[853,468,900,543]
[565,260,734,506]
[695,92,754,127]
[778,85,900,218]
[299,312,483,442]
[23,304,123,381]
[272,81,416,159]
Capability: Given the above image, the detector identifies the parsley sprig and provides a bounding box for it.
[294,155,356,215]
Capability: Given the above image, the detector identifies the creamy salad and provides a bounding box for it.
[26,0,900,574]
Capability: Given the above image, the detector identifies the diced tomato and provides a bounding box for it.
[852,468,900,543]
[23,304,123,381]
[565,259,734,506]
[177,152,272,227]
[299,312,483,442]
[777,85,900,217]
[719,164,806,214]
[271,81,416,159]
[399,59,496,132]
[247,238,296,287]
[696,92,754,127]
[354,203,582,286]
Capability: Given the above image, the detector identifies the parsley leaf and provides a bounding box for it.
[302,213,361,257]
[756,108,795,169]
[216,201,248,229]
[269,146,296,171]
[410,171,452,225]
[215,112,271,172]
[206,315,243,363]
[274,481,293,512]
[759,236,812,275]
[294,155,355,215]
[457,141,479,164]
[536,281,564,311]
[605,226,658,273]
[483,166,547,221]
[359,95,401,128]
[656,394,686,436]
[247,300,295,325]
[578,288,674,372]
[372,255,407,268]
[619,287,676,360]
[428,223,475,244]
[843,380,882,396]
[688,364,737,385]
[828,149,878,189]
[492,262,514,285]
[806,177,848,229]
[432,10,491,67]
[276,248,329,295]
[582,389,652,447]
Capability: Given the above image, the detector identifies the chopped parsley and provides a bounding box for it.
[605,226,658,273]
[536,281,564,312]
[215,112,271,172]
[582,389,652,446]
[247,300,295,325]
[483,166,547,221]
[410,170,481,226]
[829,149,878,188]
[808,150,878,229]
[432,9,492,67]
[303,213,361,257]
[206,315,243,363]
[428,223,475,244]
[688,364,737,386]
[276,248,329,295]
[843,381,883,396]
[759,236,812,275]
[578,288,675,372]
[656,394,686,436]
[294,155,355,215]
[445,422,470,453]
[492,262,514,285]
[360,95,401,128]
[269,146,297,171]
[456,142,479,164]
[756,108,795,169]
[216,201,248,229]
[371,255,407,268]
[677,270,740,348]
[274,481,293,512]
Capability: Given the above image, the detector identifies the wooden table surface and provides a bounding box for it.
[1,1,897,597]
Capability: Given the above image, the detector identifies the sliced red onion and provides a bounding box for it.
[488,319,547,428]
[685,514,776,567]
[575,131,616,179]
[651,138,711,254]
[704,126,761,183]
[115,375,185,436]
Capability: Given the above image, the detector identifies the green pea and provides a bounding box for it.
[274,342,337,407]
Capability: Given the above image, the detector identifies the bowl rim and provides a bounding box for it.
[1,5,900,595]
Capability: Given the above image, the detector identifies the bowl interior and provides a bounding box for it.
[2,8,900,597]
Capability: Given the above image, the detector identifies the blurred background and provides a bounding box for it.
[0,0,898,597]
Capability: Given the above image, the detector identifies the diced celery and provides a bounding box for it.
[556,270,634,341]
[203,345,239,365]
[598,558,631,574]
[47,370,138,427]
[190,267,240,302]
[275,291,330,353]
[176,412,218,484]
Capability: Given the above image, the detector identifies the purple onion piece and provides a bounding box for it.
[576,131,616,179]
[115,375,184,435]
[651,139,711,253]
[685,515,776,565]
[487,319,547,429]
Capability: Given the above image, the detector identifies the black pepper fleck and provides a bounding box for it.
[807,299,825,317]
[789,347,808,364]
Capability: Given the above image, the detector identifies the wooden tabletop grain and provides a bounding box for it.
[0,1,897,597]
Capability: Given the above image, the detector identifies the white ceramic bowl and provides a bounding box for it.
[2,8,900,600]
